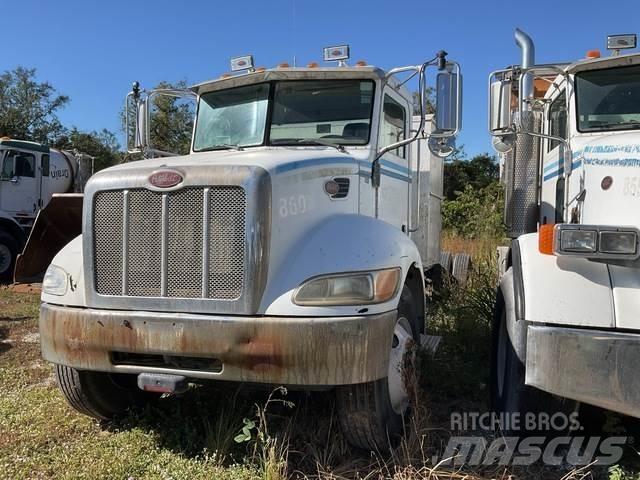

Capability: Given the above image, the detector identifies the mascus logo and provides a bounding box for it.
[149,170,183,188]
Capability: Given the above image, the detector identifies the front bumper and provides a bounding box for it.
[526,325,640,418]
[40,303,397,386]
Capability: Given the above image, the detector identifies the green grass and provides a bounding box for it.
[1,252,639,479]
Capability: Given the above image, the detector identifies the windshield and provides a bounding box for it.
[193,83,269,151]
[576,64,640,132]
[193,80,375,151]
[270,80,374,145]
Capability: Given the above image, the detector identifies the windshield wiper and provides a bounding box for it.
[295,138,347,153]
[199,143,244,152]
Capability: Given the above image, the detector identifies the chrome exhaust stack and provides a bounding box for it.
[504,28,541,238]
[515,28,535,110]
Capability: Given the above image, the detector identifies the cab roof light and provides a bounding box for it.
[586,49,601,59]
[607,34,637,51]
[277,62,290,68]
[323,45,350,66]
[230,55,255,72]
[307,62,319,68]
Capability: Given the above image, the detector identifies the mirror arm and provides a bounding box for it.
[372,62,430,188]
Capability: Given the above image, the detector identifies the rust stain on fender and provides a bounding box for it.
[39,303,397,386]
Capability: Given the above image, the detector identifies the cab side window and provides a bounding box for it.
[1,154,13,180]
[15,152,36,177]
[1,150,36,178]
[380,94,406,158]
[548,91,567,151]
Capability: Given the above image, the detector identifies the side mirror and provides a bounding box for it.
[125,84,147,154]
[489,79,513,133]
[125,84,196,158]
[435,71,462,134]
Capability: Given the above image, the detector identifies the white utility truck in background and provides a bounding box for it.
[0,138,92,282]
[489,30,640,424]
[39,46,461,451]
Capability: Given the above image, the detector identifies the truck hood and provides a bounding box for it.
[574,132,640,227]
[93,147,364,182]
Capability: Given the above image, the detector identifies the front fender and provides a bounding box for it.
[262,214,423,316]
[40,235,85,307]
[515,233,614,328]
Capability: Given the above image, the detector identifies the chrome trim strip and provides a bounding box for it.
[121,190,130,295]
[201,188,210,298]
[160,194,168,297]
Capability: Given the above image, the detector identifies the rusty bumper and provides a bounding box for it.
[40,303,397,386]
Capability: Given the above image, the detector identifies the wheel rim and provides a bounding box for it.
[387,316,413,415]
[496,311,507,399]
[0,243,11,275]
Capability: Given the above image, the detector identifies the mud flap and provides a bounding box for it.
[14,194,83,283]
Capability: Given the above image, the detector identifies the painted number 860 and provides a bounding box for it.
[279,195,307,217]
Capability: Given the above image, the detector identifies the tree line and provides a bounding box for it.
[0,67,192,171]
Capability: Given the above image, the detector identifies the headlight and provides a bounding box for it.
[43,265,68,296]
[293,268,401,306]
[553,224,640,259]
[599,231,637,255]
[560,229,597,253]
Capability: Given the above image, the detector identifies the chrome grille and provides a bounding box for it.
[93,187,246,299]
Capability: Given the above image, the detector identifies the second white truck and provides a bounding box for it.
[490,30,640,426]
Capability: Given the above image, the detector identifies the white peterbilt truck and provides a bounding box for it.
[39,47,462,451]
[489,30,640,425]
[0,138,92,282]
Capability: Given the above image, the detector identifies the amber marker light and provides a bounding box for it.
[539,224,555,255]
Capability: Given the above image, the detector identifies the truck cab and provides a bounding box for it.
[39,47,461,451]
[489,31,640,426]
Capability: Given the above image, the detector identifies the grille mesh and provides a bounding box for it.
[93,191,123,295]
[167,189,204,298]
[127,190,162,296]
[209,188,246,299]
[93,187,246,300]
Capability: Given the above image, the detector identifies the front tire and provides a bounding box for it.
[55,364,156,420]
[337,286,419,452]
[490,301,564,436]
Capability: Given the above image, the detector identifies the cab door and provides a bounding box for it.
[0,149,41,215]
[376,88,411,230]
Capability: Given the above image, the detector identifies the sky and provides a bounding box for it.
[3,0,640,157]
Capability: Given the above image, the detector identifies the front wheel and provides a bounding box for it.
[490,302,566,437]
[55,364,158,420]
[336,286,419,452]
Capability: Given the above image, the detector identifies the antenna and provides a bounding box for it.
[291,0,297,67]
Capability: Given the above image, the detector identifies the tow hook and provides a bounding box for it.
[137,373,189,394]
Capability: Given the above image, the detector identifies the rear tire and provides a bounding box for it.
[337,286,419,452]
[55,364,156,420]
[0,231,19,283]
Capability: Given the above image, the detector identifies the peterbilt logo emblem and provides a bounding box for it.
[149,170,183,188]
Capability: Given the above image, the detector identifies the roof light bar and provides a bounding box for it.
[323,45,350,64]
[607,34,637,51]
[230,55,255,72]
